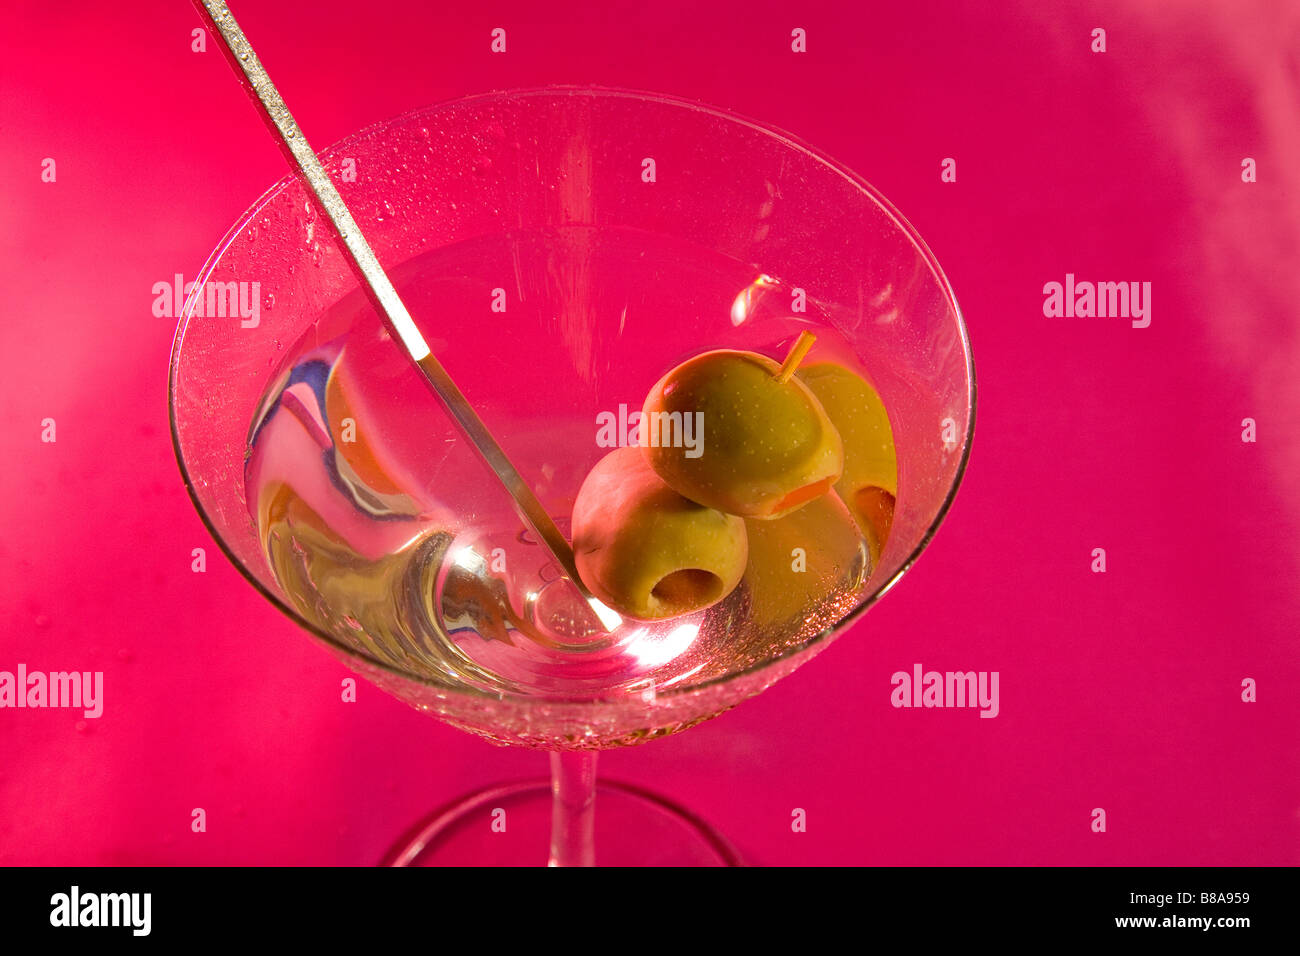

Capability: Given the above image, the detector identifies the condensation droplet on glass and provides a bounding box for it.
[264,292,276,311]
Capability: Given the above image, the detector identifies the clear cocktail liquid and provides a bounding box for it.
[245,226,879,702]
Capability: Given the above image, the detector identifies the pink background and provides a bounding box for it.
[2,0,1297,865]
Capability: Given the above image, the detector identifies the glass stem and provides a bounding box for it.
[548,751,598,866]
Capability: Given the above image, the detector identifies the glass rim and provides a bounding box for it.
[167,84,978,708]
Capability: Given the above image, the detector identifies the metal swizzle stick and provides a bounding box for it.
[192,1,614,625]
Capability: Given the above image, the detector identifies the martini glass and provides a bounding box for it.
[169,87,974,866]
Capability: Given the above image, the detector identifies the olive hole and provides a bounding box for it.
[650,569,723,612]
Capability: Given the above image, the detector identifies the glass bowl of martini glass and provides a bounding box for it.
[169,87,974,866]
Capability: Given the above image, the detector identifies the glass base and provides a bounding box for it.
[382,778,745,867]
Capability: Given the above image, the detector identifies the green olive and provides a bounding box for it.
[797,362,897,564]
[741,491,869,629]
[572,448,748,621]
[641,350,843,519]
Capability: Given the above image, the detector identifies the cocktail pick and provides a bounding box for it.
[775,330,816,383]
[192,1,615,625]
